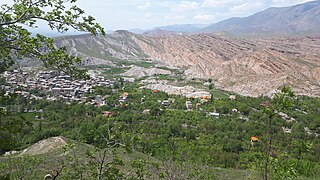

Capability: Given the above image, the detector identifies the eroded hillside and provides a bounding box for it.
[55,31,320,97]
[138,34,320,97]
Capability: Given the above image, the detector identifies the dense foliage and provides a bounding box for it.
[0,0,105,76]
[2,82,320,179]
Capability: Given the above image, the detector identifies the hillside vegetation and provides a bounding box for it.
[1,80,320,179]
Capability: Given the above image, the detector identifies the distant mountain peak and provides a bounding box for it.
[142,29,180,36]
[199,0,320,36]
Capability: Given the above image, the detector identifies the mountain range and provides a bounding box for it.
[131,1,320,36]
[53,1,320,97]
[201,0,320,35]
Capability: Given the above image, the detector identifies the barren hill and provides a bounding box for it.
[54,30,158,64]
[140,34,320,97]
[55,31,320,97]
[20,136,68,156]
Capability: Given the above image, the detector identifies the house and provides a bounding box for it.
[200,98,208,104]
[103,111,113,117]
[229,95,236,100]
[250,136,260,146]
[282,127,292,134]
[278,112,296,123]
[0,107,7,112]
[52,87,61,96]
[186,101,192,110]
[161,100,170,106]
[119,95,128,104]
[35,115,45,120]
[200,95,210,99]
[209,112,220,117]
[143,109,150,114]
[95,95,105,106]
[196,103,201,108]
[250,136,259,141]
[123,77,135,83]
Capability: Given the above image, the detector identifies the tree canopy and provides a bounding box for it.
[0,0,105,77]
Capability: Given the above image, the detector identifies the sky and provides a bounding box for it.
[0,0,316,33]
[73,0,315,30]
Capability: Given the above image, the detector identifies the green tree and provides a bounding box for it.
[0,0,105,151]
[273,86,295,110]
[261,86,296,180]
[0,155,43,179]
[0,0,105,77]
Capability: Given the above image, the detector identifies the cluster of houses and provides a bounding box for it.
[1,70,115,103]
[119,92,129,104]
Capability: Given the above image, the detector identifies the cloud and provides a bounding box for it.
[172,1,200,12]
[202,0,242,8]
[228,1,265,16]
[137,2,152,10]
[193,14,215,21]
[144,13,153,18]
[165,15,186,20]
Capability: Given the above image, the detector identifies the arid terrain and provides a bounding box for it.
[140,34,320,97]
[56,32,320,97]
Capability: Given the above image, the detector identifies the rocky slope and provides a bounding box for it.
[20,136,67,156]
[55,31,320,97]
[140,34,320,97]
[54,31,157,64]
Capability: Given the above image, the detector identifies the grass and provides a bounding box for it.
[205,167,261,180]
[20,112,37,121]
[155,74,176,81]
[0,140,262,180]
[210,88,230,99]
[2,136,318,179]
[157,66,182,74]
[0,138,158,179]
[114,60,154,68]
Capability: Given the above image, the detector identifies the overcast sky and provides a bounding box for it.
[0,0,316,32]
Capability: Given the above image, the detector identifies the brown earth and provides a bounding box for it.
[135,34,320,97]
[20,136,67,156]
[56,32,320,97]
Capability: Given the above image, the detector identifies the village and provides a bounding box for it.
[1,68,318,138]
[1,69,115,104]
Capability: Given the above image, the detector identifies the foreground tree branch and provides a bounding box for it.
[0,0,105,78]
